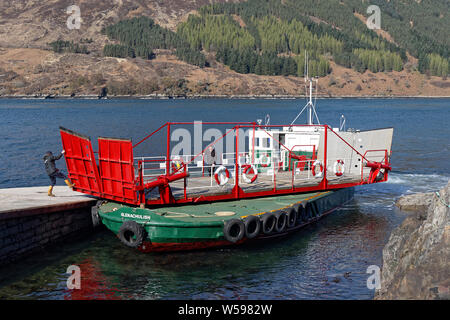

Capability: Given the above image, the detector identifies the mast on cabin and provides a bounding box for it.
[290,51,320,126]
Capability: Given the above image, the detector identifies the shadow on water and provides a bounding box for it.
[0,199,397,300]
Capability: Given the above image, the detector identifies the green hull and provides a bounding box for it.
[97,188,354,252]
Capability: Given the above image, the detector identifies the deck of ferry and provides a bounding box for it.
[142,165,371,201]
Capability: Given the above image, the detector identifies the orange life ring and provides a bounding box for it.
[312,160,323,178]
[368,168,381,184]
[334,159,345,177]
[242,164,258,183]
[214,166,230,186]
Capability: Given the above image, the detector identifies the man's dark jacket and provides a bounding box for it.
[43,152,63,175]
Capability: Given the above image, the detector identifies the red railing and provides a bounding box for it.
[362,149,391,183]
[60,122,391,207]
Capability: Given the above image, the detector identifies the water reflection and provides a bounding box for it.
[0,199,401,300]
[63,258,124,300]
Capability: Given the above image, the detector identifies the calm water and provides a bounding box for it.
[0,98,448,299]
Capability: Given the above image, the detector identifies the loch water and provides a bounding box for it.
[0,98,448,299]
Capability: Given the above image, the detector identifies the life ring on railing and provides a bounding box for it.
[368,168,381,184]
[259,153,271,167]
[214,165,230,186]
[333,159,345,177]
[242,164,258,183]
[312,160,323,178]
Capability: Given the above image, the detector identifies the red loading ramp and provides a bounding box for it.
[98,137,136,204]
[59,127,102,197]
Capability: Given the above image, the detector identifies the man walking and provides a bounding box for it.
[43,150,74,197]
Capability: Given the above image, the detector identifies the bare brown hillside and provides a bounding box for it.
[0,0,448,97]
[0,0,239,49]
[1,47,448,97]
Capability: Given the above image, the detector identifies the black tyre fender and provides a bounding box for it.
[293,203,302,216]
[311,201,320,218]
[295,204,305,223]
[223,219,245,243]
[298,203,310,222]
[244,215,261,239]
[285,207,297,228]
[261,213,276,235]
[275,211,287,233]
[304,202,314,221]
[91,200,105,228]
[118,220,146,248]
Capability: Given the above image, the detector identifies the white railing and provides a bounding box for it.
[325,157,354,178]
[134,156,166,180]
[292,159,314,181]
[134,154,365,194]
[186,163,237,190]
[291,157,363,182]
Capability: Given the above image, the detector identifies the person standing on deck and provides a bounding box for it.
[43,150,74,197]
[205,146,217,175]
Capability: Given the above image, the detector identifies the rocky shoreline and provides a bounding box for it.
[376,181,450,300]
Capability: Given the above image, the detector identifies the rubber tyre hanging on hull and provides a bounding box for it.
[275,211,287,233]
[118,220,146,248]
[261,213,276,235]
[294,203,304,224]
[223,219,245,243]
[244,215,261,239]
[91,200,105,228]
[304,202,314,220]
[285,207,297,228]
[298,202,311,222]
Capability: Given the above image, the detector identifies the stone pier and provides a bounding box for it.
[0,186,97,267]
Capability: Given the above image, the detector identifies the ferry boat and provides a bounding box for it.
[59,72,393,252]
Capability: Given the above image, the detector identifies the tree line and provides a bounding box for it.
[352,49,403,73]
[419,53,449,78]
[177,13,332,77]
[192,0,408,76]
[48,40,88,54]
[215,47,330,78]
[98,0,448,78]
[101,16,206,67]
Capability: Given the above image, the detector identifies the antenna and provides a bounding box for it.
[265,114,270,126]
[291,51,320,126]
[304,51,308,81]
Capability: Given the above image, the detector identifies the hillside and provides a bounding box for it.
[0,0,448,98]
